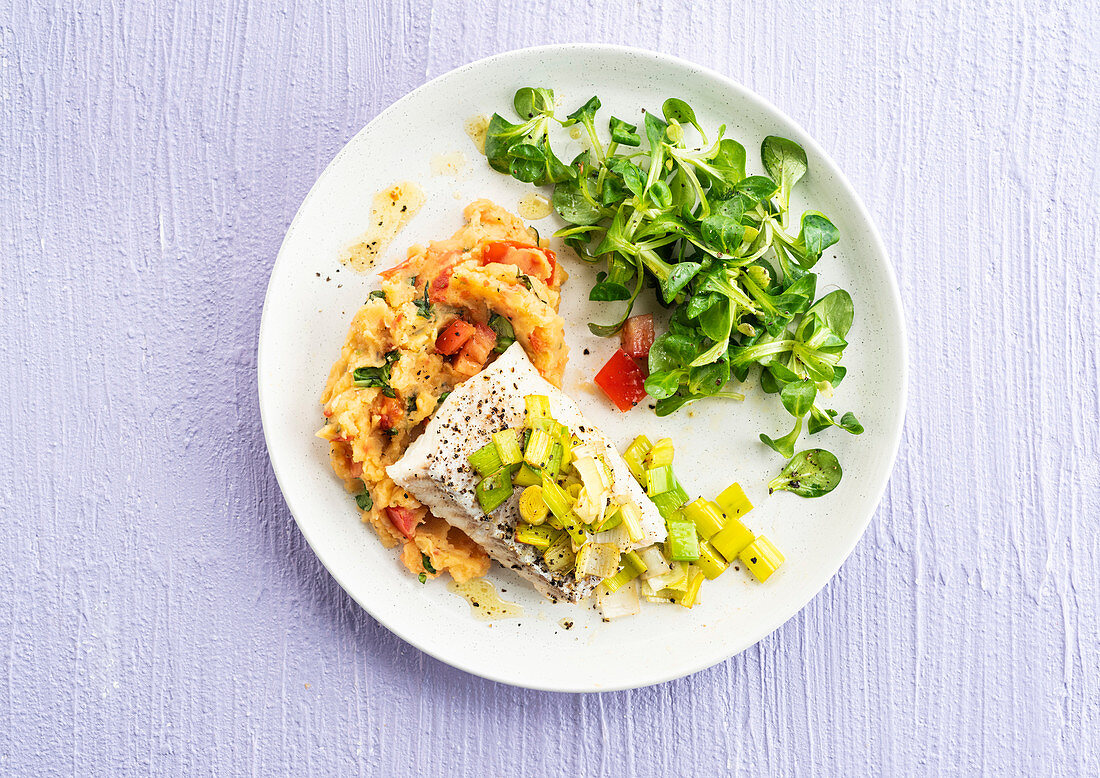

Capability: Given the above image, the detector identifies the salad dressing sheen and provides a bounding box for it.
[447,579,523,621]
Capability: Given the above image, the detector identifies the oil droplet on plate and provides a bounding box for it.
[447,579,523,621]
[463,114,490,154]
[430,150,469,178]
[518,192,552,220]
[341,181,424,272]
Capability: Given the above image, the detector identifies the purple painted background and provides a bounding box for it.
[2,1,1098,775]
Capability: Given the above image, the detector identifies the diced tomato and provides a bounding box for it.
[594,349,647,412]
[376,394,402,430]
[481,240,556,282]
[620,314,655,360]
[386,506,423,539]
[435,318,476,355]
[459,322,497,365]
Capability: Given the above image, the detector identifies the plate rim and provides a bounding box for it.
[257,42,909,692]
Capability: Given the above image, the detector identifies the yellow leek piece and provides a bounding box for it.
[739,536,785,582]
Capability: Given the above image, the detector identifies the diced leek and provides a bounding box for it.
[592,524,630,552]
[493,428,523,466]
[597,578,640,618]
[546,514,564,530]
[715,482,753,520]
[573,453,611,492]
[544,443,563,478]
[513,463,542,488]
[618,501,644,544]
[576,542,620,578]
[566,483,583,500]
[468,441,502,478]
[623,550,648,574]
[602,562,641,593]
[515,523,557,549]
[650,490,686,520]
[622,435,652,483]
[670,477,690,507]
[524,394,551,427]
[519,486,549,525]
[559,433,575,472]
[543,533,576,573]
[646,464,675,496]
[524,428,554,468]
[666,520,701,561]
[638,546,672,581]
[646,437,675,468]
[644,588,677,604]
[739,536,784,582]
[540,477,573,520]
[475,468,514,513]
[711,516,755,562]
[645,559,687,593]
[695,538,729,579]
[682,498,725,540]
[593,506,622,532]
[672,566,705,608]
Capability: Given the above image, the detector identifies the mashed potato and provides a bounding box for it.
[318,200,569,582]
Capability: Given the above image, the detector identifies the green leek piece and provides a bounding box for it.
[476,467,515,514]
[540,476,574,521]
[559,432,576,472]
[710,516,755,562]
[602,562,641,593]
[715,482,753,520]
[468,441,502,478]
[666,520,701,561]
[524,394,551,427]
[513,463,542,488]
[672,566,705,608]
[622,435,652,483]
[519,485,549,525]
[682,498,725,540]
[623,550,648,574]
[515,523,557,549]
[493,428,523,466]
[524,428,554,468]
[544,442,564,479]
[695,538,729,579]
[740,536,784,582]
[646,437,675,468]
[645,464,675,496]
[618,501,644,543]
[546,514,564,531]
[670,477,690,507]
[543,532,576,573]
[650,490,686,520]
[593,506,623,533]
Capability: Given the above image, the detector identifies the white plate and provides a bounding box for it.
[258,44,907,692]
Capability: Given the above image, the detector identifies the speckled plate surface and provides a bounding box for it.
[258,44,907,692]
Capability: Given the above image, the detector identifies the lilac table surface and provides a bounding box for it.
[3,0,1098,775]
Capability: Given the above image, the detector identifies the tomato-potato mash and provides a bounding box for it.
[318,200,569,582]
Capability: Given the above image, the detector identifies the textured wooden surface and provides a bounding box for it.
[2,1,1098,775]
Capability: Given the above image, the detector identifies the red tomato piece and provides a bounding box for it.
[620,314,655,360]
[435,318,476,355]
[385,506,423,539]
[594,349,647,412]
[376,394,402,430]
[459,322,497,365]
[481,240,556,282]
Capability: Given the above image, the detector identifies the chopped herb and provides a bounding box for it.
[421,553,437,574]
[415,284,432,318]
[488,313,516,353]
[438,391,451,404]
[352,350,400,391]
[355,490,373,510]
[517,273,533,290]
[406,395,418,414]
[368,290,386,301]
[418,572,427,583]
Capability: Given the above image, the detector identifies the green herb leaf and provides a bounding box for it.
[609,116,640,146]
[768,448,842,497]
[355,490,373,510]
[489,313,516,353]
[421,553,437,574]
[352,350,401,391]
[414,285,432,319]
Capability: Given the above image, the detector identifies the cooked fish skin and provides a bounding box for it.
[387,343,665,602]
